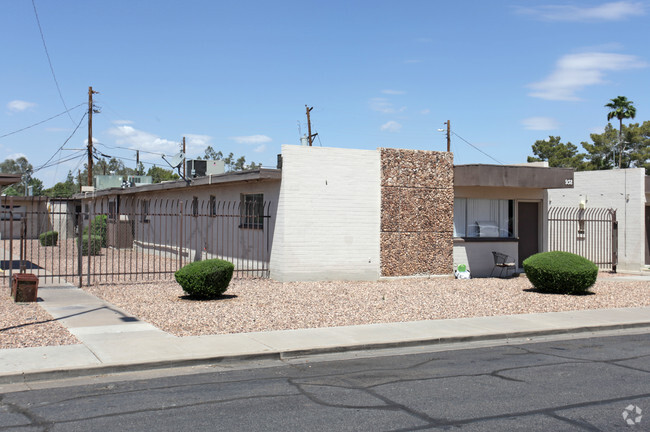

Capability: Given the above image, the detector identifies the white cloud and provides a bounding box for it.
[254,144,267,153]
[528,52,647,101]
[522,117,560,130]
[420,109,430,115]
[380,121,402,132]
[369,98,396,114]
[381,89,405,95]
[108,125,179,156]
[112,119,134,125]
[516,1,645,22]
[369,98,407,114]
[230,135,272,144]
[184,134,212,148]
[7,152,27,160]
[7,100,36,112]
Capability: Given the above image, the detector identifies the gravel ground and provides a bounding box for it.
[0,285,79,349]
[84,274,650,337]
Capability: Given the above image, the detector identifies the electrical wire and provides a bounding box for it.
[33,111,87,174]
[36,151,86,171]
[0,103,85,139]
[451,131,504,165]
[31,0,75,125]
[95,142,168,157]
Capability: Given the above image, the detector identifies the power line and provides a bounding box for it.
[451,131,504,165]
[33,111,87,174]
[36,152,86,171]
[0,103,85,139]
[31,0,75,125]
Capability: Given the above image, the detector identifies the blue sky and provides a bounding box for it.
[1,0,648,187]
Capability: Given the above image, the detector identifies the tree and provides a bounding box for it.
[581,124,618,171]
[43,171,77,198]
[196,147,261,172]
[605,96,636,168]
[77,157,137,188]
[527,136,585,169]
[146,166,180,183]
[0,156,44,196]
[582,122,650,174]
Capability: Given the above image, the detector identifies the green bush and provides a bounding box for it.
[523,251,598,294]
[83,214,107,247]
[39,230,58,246]
[174,259,234,299]
[77,234,102,256]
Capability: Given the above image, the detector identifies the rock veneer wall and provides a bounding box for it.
[380,148,454,276]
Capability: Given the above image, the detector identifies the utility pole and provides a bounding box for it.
[445,120,451,152]
[136,150,140,174]
[87,86,99,186]
[182,137,186,178]
[305,105,318,146]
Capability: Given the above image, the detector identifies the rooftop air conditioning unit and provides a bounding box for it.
[186,159,225,178]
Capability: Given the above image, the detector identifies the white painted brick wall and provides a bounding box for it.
[547,168,646,271]
[270,145,381,281]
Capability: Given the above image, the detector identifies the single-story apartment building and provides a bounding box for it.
[70,145,577,281]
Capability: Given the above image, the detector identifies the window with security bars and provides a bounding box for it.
[240,193,264,229]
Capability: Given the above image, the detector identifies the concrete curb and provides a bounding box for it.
[2,321,649,385]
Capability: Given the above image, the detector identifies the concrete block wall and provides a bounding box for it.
[547,168,646,272]
[380,148,454,276]
[270,145,381,281]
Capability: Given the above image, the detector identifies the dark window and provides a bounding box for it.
[141,200,150,223]
[209,195,216,217]
[108,201,116,221]
[192,196,199,217]
[240,193,264,229]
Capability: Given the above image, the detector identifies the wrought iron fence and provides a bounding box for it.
[547,207,618,271]
[1,196,272,286]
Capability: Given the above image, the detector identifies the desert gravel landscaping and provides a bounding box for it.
[2,273,648,348]
[84,274,650,337]
[0,285,79,349]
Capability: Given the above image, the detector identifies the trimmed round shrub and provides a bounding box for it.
[39,230,58,246]
[523,251,598,294]
[77,234,102,256]
[174,259,234,299]
[83,215,108,247]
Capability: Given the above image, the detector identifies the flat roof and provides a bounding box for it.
[0,174,22,187]
[74,169,282,199]
[454,164,574,189]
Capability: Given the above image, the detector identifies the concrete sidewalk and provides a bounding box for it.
[1,279,649,384]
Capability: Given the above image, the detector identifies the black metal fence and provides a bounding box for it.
[1,196,272,286]
[547,207,618,271]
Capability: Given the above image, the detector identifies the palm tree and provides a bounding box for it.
[605,96,636,168]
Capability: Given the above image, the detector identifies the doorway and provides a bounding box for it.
[518,202,539,266]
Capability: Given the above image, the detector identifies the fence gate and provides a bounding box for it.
[547,207,618,271]
[1,196,272,287]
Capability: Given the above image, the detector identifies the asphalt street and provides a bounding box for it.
[1,331,649,431]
